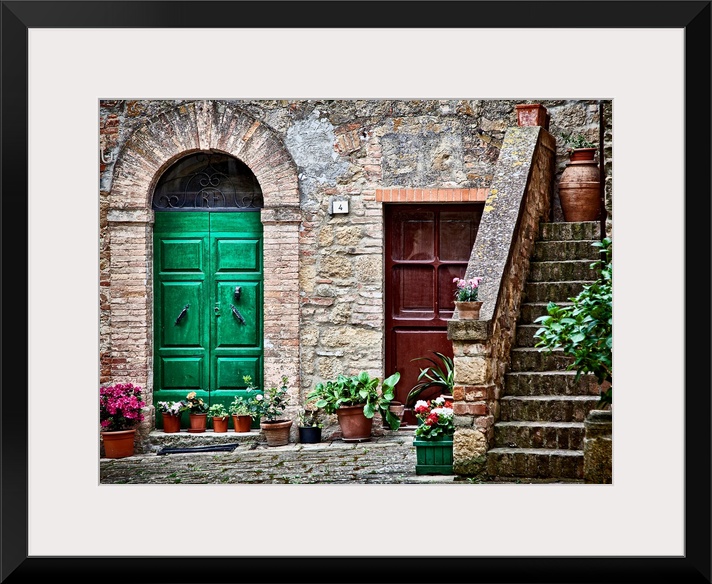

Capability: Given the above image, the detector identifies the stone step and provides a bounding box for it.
[515,323,550,347]
[500,395,600,422]
[494,421,584,450]
[509,347,574,372]
[504,371,602,396]
[527,259,600,283]
[532,240,601,262]
[523,280,590,303]
[486,447,584,480]
[145,429,264,454]
[518,301,573,324]
[539,221,600,242]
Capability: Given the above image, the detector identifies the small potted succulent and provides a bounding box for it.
[99,382,146,458]
[296,407,323,444]
[207,403,230,433]
[156,400,188,433]
[185,391,209,433]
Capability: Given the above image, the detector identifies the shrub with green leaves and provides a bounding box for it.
[533,237,612,407]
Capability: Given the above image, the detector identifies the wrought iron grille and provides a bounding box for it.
[152,152,264,211]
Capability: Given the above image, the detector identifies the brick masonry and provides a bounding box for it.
[99,99,611,452]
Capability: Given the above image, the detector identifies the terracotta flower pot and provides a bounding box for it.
[212,416,229,433]
[162,413,181,433]
[101,429,136,459]
[260,419,293,446]
[188,413,207,433]
[455,300,483,319]
[336,405,373,442]
[232,414,253,433]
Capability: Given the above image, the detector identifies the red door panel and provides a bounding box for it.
[385,204,483,419]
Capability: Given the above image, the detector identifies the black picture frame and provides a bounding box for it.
[3,1,710,582]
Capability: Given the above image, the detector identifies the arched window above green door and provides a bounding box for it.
[152,152,264,211]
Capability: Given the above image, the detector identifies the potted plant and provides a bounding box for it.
[558,131,601,221]
[185,391,209,433]
[307,371,401,442]
[251,375,293,446]
[156,400,187,433]
[297,408,323,444]
[207,403,230,433]
[229,395,254,433]
[99,382,146,458]
[412,396,455,475]
[453,276,484,319]
[405,351,454,411]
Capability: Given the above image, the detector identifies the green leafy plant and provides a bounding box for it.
[207,403,229,420]
[560,131,597,151]
[406,351,454,408]
[228,396,252,418]
[533,237,612,407]
[306,371,402,430]
[229,376,260,418]
[250,375,291,422]
[297,408,323,428]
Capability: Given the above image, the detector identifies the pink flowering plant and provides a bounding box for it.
[100,382,146,431]
[453,276,483,302]
[157,400,188,416]
[413,396,454,440]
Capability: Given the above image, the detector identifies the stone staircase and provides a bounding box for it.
[486,221,604,482]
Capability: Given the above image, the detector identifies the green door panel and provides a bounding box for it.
[153,211,263,429]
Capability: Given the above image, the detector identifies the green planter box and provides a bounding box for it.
[414,436,454,475]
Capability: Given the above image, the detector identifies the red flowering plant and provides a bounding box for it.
[413,396,454,440]
[99,382,146,432]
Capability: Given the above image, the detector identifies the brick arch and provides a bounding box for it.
[110,100,299,210]
[106,101,301,432]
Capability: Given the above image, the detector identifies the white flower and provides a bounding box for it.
[414,400,429,410]
[255,394,264,401]
[431,407,453,418]
[432,396,446,406]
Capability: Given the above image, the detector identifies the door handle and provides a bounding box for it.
[174,304,190,325]
[231,304,246,325]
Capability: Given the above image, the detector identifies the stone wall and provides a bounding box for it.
[99,99,609,442]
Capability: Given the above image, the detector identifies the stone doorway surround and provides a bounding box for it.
[104,100,301,438]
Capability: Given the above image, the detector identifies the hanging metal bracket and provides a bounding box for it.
[231,304,246,325]
[174,304,190,325]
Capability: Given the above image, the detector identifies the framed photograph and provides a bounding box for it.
[5,1,709,582]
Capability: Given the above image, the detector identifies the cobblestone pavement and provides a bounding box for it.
[99,432,472,485]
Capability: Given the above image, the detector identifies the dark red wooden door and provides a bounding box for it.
[385,204,482,417]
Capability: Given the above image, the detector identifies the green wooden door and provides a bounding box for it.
[153,212,263,428]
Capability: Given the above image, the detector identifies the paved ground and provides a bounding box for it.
[99,431,476,485]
